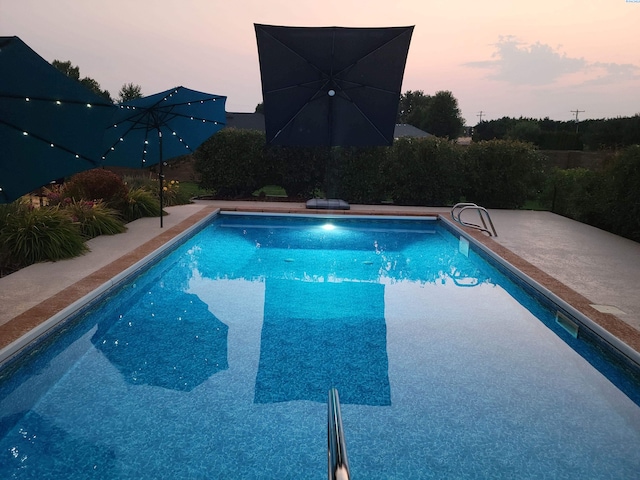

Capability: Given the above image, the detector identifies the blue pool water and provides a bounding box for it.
[1,214,639,479]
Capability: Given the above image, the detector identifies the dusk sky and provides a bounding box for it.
[2,0,638,124]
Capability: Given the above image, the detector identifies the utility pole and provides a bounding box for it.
[571,109,584,133]
[477,111,484,123]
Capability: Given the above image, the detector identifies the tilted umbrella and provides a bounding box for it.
[101,86,226,226]
[0,36,116,203]
[254,24,413,147]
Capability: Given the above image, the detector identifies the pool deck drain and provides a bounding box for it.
[1,201,639,360]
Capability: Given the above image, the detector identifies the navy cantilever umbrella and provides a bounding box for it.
[254,24,413,147]
[101,86,226,226]
[0,36,116,203]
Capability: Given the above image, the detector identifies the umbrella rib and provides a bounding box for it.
[332,28,412,78]
[337,80,400,96]
[102,116,148,159]
[0,92,114,107]
[336,91,390,144]
[271,101,318,143]
[1,118,101,165]
[258,28,326,77]
[264,80,327,95]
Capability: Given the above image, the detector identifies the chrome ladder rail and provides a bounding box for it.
[328,388,351,480]
[451,203,498,237]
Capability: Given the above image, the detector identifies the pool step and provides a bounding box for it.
[556,311,579,338]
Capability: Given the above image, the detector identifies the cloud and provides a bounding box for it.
[581,61,640,86]
[463,36,638,87]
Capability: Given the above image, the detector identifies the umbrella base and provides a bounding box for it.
[306,198,350,210]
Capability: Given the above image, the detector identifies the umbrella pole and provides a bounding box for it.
[158,130,164,228]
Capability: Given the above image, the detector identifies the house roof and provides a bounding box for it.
[225,112,265,131]
[224,113,431,139]
[393,123,431,138]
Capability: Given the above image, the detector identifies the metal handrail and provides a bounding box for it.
[328,388,351,480]
[451,203,498,237]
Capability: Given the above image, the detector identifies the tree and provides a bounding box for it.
[118,83,143,102]
[397,90,465,139]
[422,91,465,139]
[52,60,79,80]
[255,102,264,114]
[397,90,430,125]
[52,59,112,102]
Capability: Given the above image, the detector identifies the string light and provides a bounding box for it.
[25,97,30,102]
[55,101,61,105]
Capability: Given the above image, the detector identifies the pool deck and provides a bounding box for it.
[1,200,639,359]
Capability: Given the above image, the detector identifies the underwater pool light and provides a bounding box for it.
[322,223,336,231]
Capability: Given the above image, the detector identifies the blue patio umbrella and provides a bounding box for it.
[101,87,226,226]
[0,36,116,203]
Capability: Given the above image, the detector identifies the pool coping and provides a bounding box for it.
[1,203,639,368]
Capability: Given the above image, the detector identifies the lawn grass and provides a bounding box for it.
[179,182,214,199]
[253,185,287,197]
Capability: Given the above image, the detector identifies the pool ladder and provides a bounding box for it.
[328,388,351,480]
[451,203,497,237]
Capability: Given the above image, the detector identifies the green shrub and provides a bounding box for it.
[537,146,640,242]
[387,137,463,206]
[122,187,162,222]
[63,169,129,209]
[462,140,545,208]
[123,174,191,206]
[161,179,182,206]
[264,145,326,199]
[0,201,26,275]
[0,204,87,267]
[63,200,126,238]
[541,167,603,221]
[122,174,156,192]
[195,129,269,198]
[335,147,388,204]
[599,145,640,241]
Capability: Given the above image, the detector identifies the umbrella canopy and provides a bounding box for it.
[255,24,413,147]
[101,86,226,168]
[101,86,226,226]
[0,36,116,203]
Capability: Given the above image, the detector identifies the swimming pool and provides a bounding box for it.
[1,213,639,479]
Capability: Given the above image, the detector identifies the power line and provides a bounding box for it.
[477,111,484,122]
[571,109,585,133]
